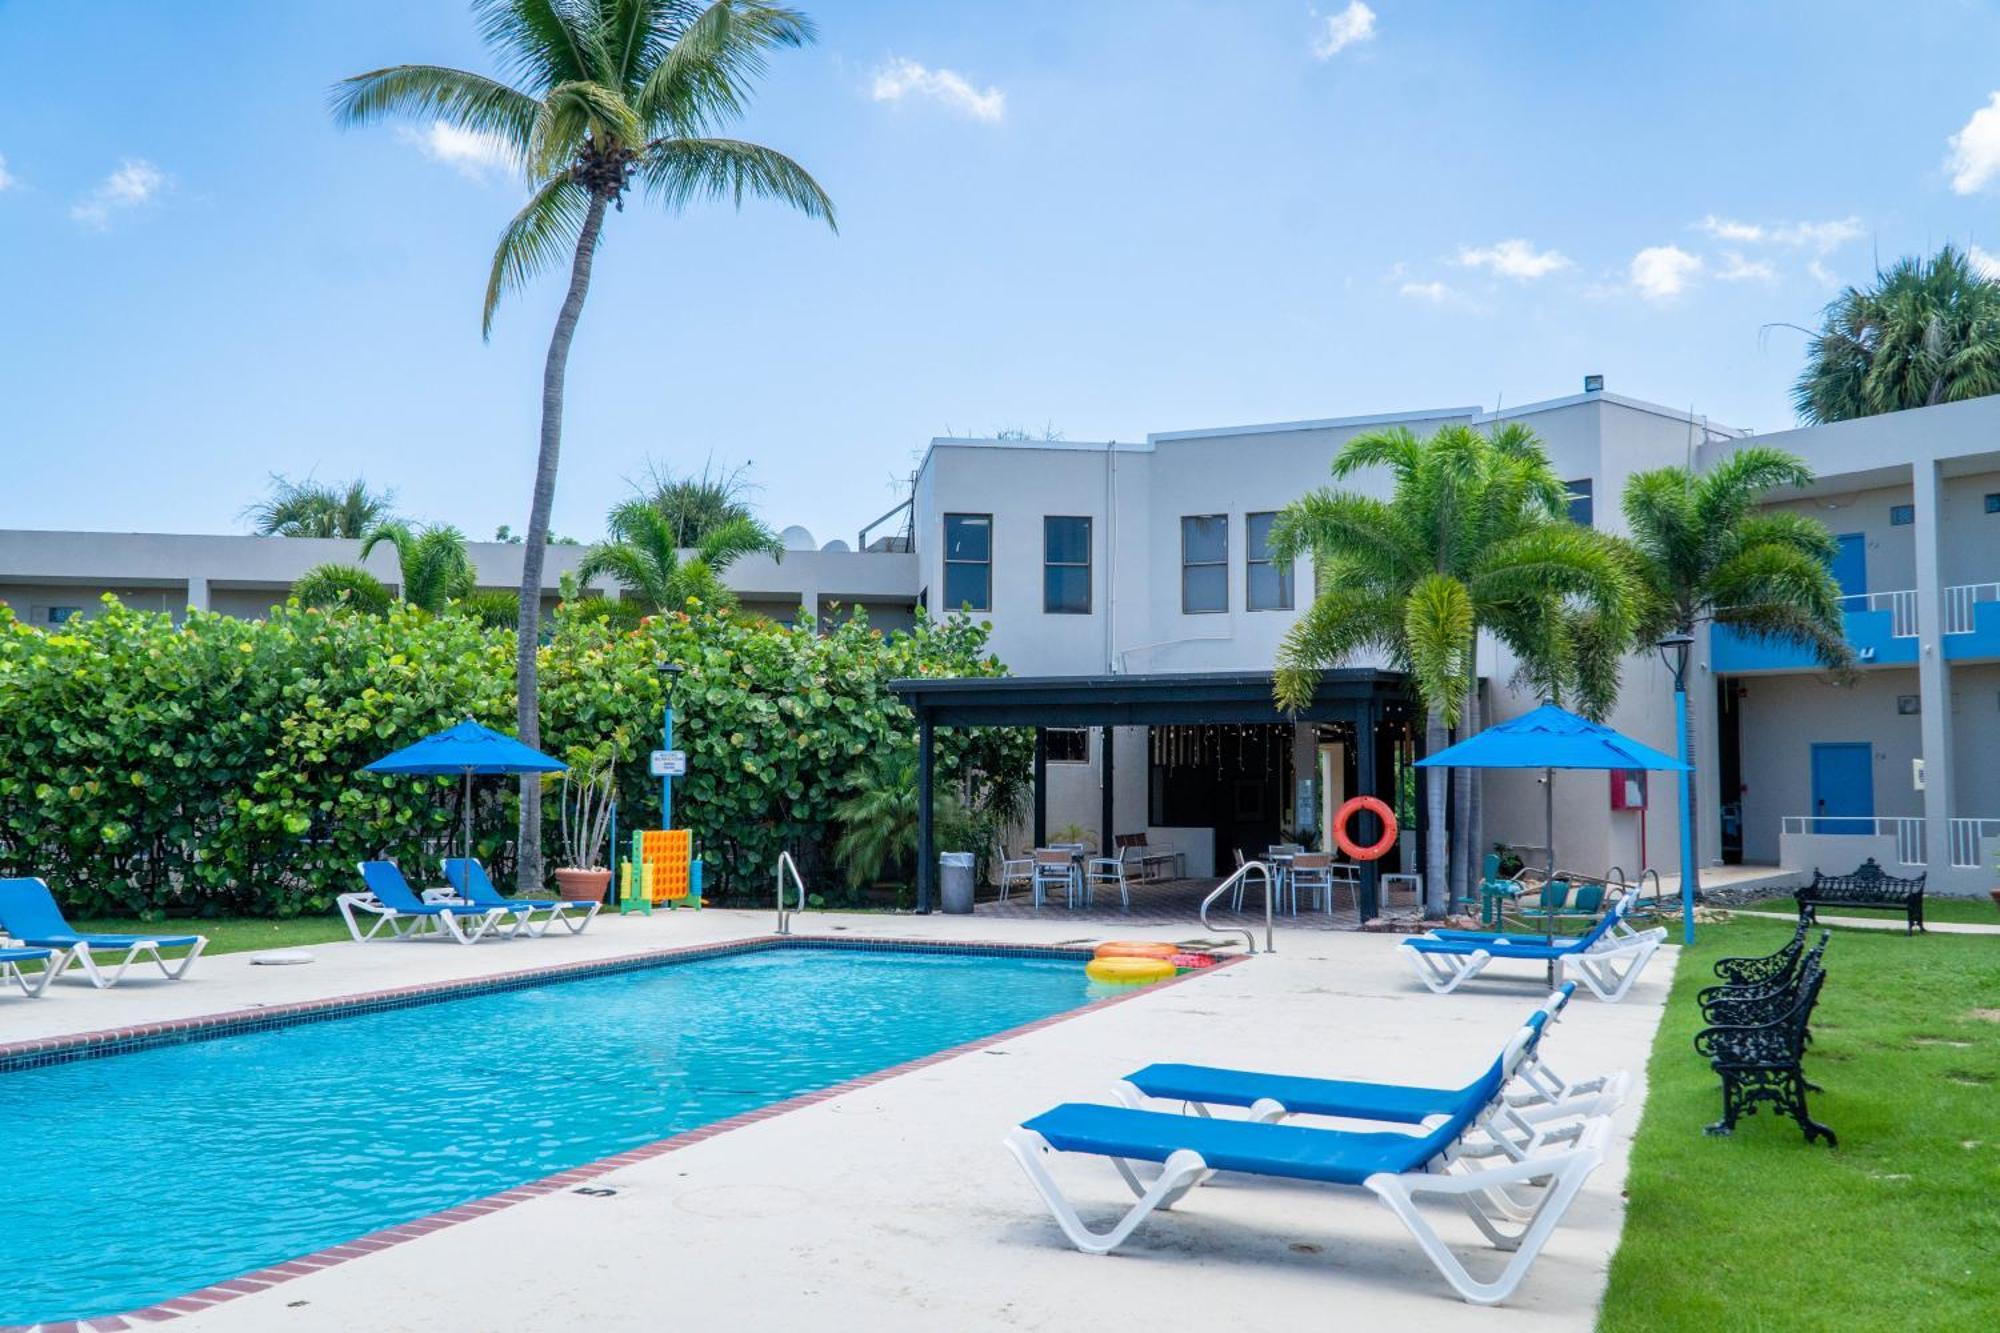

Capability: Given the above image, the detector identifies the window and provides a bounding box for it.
[45,606,81,625]
[1043,516,1091,613]
[942,514,991,611]
[1043,728,1089,763]
[1890,504,1914,526]
[1565,478,1594,527]
[1985,493,2000,514]
[1245,512,1294,611]
[1181,514,1228,613]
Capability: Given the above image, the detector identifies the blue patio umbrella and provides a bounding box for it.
[1416,702,1687,880]
[363,720,566,874]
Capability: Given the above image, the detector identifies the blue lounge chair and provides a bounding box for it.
[0,877,205,988]
[0,943,66,998]
[1006,1023,1616,1305]
[438,858,598,937]
[339,861,513,944]
[1118,985,1625,1163]
[1400,892,1664,1001]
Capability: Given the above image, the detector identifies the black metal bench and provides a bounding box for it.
[1694,944,1835,1146]
[1710,918,1808,988]
[1700,931,1828,1029]
[1795,857,1927,934]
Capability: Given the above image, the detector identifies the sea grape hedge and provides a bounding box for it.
[0,597,1022,918]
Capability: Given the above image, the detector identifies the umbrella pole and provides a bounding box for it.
[463,769,474,886]
[1545,767,1555,880]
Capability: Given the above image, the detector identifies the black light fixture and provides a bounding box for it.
[1656,631,1694,688]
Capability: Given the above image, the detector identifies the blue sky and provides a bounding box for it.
[8,1,2000,543]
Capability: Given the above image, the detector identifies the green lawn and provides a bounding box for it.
[71,916,353,956]
[1600,917,2000,1331]
[1736,894,2000,925]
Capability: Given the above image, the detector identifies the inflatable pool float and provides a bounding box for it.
[1085,956,1177,985]
[1168,952,1218,969]
[1092,941,1177,961]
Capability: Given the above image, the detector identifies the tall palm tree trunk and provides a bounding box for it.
[1452,679,1480,907]
[515,192,610,893]
[1423,707,1449,917]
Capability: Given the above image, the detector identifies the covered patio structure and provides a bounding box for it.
[889,669,1418,920]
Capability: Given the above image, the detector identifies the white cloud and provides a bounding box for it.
[1456,238,1571,280]
[1947,92,2000,194]
[1311,2,1377,59]
[1399,279,1461,305]
[1716,251,1776,283]
[1695,214,1862,252]
[1695,215,1765,244]
[69,158,166,230]
[1630,245,1702,300]
[1808,258,1839,288]
[397,122,521,181]
[870,57,1005,123]
[0,153,15,192]
[1969,245,2000,280]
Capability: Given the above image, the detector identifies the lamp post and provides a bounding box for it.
[658,661,684,830]
[1657,631,1696,946]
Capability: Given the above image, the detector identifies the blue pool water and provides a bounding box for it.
[0,945,1096,1324]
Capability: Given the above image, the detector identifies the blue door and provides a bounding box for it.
[1810,742,1873,837]
[1830,533,1866,602]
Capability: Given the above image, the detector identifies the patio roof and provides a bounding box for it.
[888,668,1410,728]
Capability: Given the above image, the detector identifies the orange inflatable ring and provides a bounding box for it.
[1332,796,1399,861]
[1094,941,1178,961]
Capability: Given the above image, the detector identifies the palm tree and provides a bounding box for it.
[577,496,781,613]
[1622,447,1853,896]
[1268,422,1634,916]
[1792,245,2000,424]
[357,522,479,613]
[641,459,764,546]
[293,563,395,615]
[334,0,836,889]
[831,760,962,890]
[244,475,396,538]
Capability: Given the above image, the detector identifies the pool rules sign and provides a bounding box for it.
[649,750,687,777]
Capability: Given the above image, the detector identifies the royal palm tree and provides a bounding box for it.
[293,522,480,617]
[1622,447,1852,895]
[1269,423,1635,916]
[334,1,835,887]
[577,496,781,613]
[1793,245,2000,424]
[244,475,396,538]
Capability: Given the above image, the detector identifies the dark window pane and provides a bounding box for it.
[1248,562,1293,611]
[1986,493,2000,514]
[1044,565,1090,614]
[1044,516,1090,565]
[1045,728,1089,762]
[1183,563,1227,613]
[1246,512,1279,559]
[1181,514,1227,565]
[1889,504,1914,526]
[943,562,990,611]
[944,514,991,561]
[1565,479,1593,527]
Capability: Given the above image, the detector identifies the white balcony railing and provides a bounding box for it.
[1948,818,2000,869]
[1839,589,1918,639]
[1943,582,2000,636]
[1781,815,1926,867]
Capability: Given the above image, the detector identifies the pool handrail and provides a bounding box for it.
[776,851,807,936]
[1200,860,1274,955]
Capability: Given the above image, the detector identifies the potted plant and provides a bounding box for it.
[552,741,618,902]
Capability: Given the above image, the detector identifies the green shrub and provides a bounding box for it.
[0,597,1021,917]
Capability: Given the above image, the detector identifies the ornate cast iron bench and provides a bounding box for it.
[1795,857,1927,934]
[1710,918,1809,988]
[1693,941,1835,1146]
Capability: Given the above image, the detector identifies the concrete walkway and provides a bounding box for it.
[10,911,1675,1331]
[1730,908,2000,935]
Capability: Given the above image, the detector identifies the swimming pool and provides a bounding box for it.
[0,941,1104,1325]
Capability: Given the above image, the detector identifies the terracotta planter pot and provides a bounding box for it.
[553,867,612,903]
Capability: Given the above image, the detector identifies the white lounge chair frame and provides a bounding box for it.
[337,892,509,944]
[422,888,598,938]
[0,946,69,997]
[62,937,207,989]
[1399,899,1667,1000]
[1005,1106,1613,1305]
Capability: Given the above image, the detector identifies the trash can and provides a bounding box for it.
[939,852,976,915]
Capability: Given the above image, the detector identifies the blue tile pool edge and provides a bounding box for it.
[0,935,1127,1076]
[0,942,1239,1332]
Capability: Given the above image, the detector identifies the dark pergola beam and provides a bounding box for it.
[1100,726,1115,855]
[1032,728,1047,848]
[916,716,935,913]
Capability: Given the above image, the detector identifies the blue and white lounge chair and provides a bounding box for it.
[1400,892,1664,1001]
[1118,985,1626,1163]
[340,861,513,944]
[436,858,598,937]
[0,943,66,998]
[0,877,206,988]
[1006,1024,1617,1305]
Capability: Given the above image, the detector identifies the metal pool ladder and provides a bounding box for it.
[775,850,807,935]
[1200,860,1275,955]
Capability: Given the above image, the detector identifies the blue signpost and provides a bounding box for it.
[658,662,683,830]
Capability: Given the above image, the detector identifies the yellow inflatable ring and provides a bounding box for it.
[1086,956,1177,985]
[1093,941,1178,961]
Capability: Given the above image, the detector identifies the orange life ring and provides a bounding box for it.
[1094,941,1177,961]
[1333,796,1399,861]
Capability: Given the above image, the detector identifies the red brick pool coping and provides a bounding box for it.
[4,934,1242,1332]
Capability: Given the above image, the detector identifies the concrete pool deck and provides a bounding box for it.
[3,911,1676,1331]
